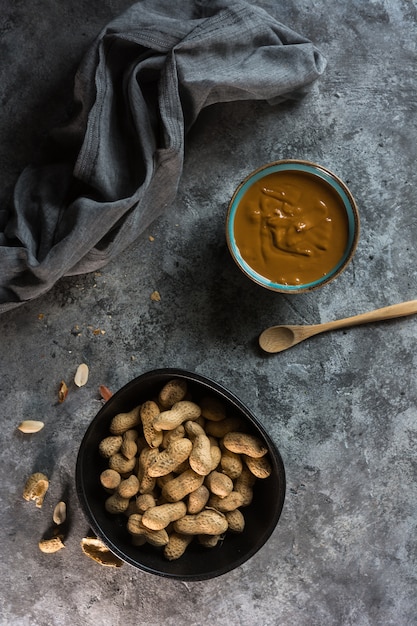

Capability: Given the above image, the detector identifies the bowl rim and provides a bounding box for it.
[226,159,360,293]
[75,368,286,580]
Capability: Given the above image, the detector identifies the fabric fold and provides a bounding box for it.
[0,0,326,313]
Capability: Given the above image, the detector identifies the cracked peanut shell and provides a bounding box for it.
[81,537,123,567]
[39,535,65,553]
[23,472,49,508]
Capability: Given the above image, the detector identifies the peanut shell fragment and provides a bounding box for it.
[23,472,49,508]
[81,537,123,567]
[150,290,161,302]
[17,420,45,434]
[39,535,65,553]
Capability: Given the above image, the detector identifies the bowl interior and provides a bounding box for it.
[226,160,360,293]
[76,369,286,580]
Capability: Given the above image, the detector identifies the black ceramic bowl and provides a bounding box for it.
[76,368,286,580]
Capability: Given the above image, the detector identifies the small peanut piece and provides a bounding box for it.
[74,363,89,387]
[99,385,113,401]
[17,420,45,434]
[98,379,274,561]
[53,501,67,525]
[58,380,69,403]
[23,472,49,508]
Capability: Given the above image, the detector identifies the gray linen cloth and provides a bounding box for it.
[0,0,326,313]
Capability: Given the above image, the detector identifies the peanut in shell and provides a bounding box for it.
[173,509,228,536]
[222,431,268,458]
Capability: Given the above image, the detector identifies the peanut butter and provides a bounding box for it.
[233,170,349,285]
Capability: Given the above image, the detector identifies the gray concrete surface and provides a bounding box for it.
[1,1,416,625]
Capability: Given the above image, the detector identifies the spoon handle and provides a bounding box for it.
[314,299,417,333]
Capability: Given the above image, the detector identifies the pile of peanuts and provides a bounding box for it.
[98,379,272,561]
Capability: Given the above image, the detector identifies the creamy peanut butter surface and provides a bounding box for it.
[233,170,349,285]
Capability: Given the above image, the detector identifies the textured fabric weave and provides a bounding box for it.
[0,0,326,313]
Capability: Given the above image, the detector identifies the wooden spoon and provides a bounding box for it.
[259,300,417,353]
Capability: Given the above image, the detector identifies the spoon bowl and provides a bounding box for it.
[259,300,417,353]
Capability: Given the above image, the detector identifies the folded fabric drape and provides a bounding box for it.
[0,0,326,313]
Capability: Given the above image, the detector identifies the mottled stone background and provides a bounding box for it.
[1,1,416,625]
